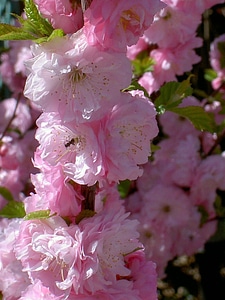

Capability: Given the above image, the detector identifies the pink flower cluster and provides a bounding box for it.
[0,0,225,298]
[125,96,225,277]
[1,0,160,299]
[128,0,224,95]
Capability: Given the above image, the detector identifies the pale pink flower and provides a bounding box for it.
[144,6,201,48]
[24,29,132,122]
[209,34,225,92]
[155,135,201,188]
[174,207,217,256]
[0,97,33,136]
[0,40,32,94]
[0,218,30,300]
[15,216,81,298]
[25,163,83,217]
[141,184,192,227]
[34,0,83,34]
[139,37,202,94]
[190,154,225,217]
[162,0,225,14]
[135,219,175,278]
[15,206,144,298]
[125,251,157,300]
[35,112,103,185]
[103,92,158,182]
[84,0,162,52]
[210,34,225,72]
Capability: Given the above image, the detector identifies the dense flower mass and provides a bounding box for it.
[1,0,225,299]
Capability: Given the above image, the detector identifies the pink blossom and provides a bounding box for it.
[161,0,225,14]
[15,216,80,298]
[34,0,83,34]
[190,154,225,217]
[174,207,217,256]
[0,97,33,135]
[210,34,225,72]
[155,135,201,188]
[209,34,225,92]
[15,205,145,298]
[0,218,30,299]
[25,163,83,217]
[103,92,158,183]
[135,219,175,278]
[141,184,192,227]
[144,6,201,48]
[125,251,157,300]
[139,37,202,94]
[24,29,132,122]
[84,0,162,52]
[0,40,32,94]
[35,112,103,185]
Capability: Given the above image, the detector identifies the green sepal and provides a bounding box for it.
[24,209,52,220]
[132,50,155,77]
[204,68,218,82]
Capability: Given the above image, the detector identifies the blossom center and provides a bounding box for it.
[64,135,86,152]
[120,9,140,31]
[69,68,86,83]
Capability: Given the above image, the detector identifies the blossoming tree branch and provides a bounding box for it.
[0,0,225,299]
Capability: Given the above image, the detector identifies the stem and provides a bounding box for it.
[81,183,97,211]
[0,93,21,141]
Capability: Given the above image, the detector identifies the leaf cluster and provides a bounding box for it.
[0,0,64,43]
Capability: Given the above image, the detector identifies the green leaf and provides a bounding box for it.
[124,80,149,98]
[0,0,54,42]
[204,68,218,82]
[169,106,216,133]
[118,180,132,199]
[0,186,14,201]
[0,23,36,40]
[24,209,51,220]
[155,77,193,114]
[24,0,53,36]
[0,201,26,219]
